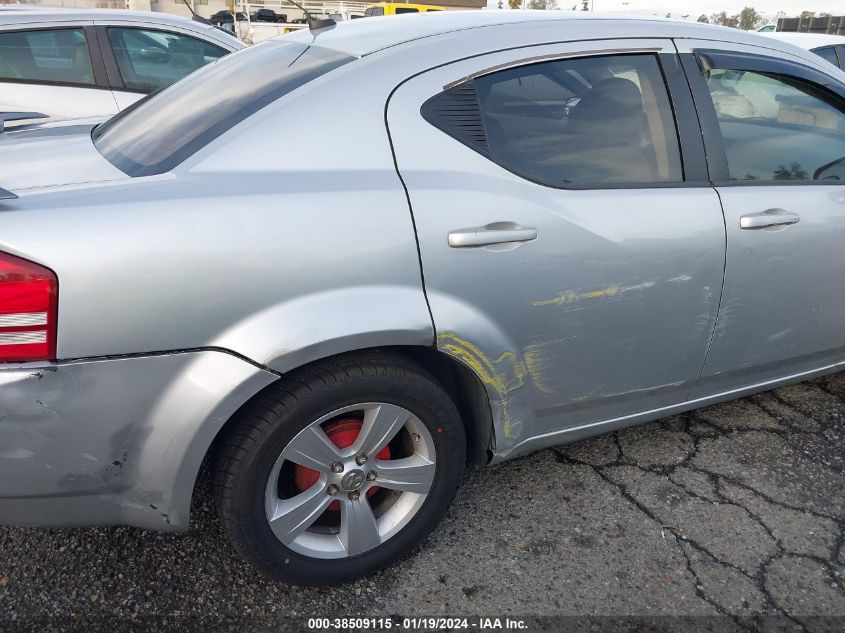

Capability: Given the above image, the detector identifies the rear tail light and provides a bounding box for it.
[0,252,57,362]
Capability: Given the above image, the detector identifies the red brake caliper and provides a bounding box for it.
[294,419,391,511]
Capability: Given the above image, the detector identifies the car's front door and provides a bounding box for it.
[95,25,229,110]
[678,40,845,395]
[675,41,845,397]
[388,40,727,455]
[0,24,119,119]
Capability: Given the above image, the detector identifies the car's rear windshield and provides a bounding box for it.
[93,41,354,177]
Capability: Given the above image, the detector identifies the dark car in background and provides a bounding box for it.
[210,10,248,24]
[250,8,288,22]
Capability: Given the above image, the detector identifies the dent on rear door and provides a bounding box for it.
[387,42,728,457]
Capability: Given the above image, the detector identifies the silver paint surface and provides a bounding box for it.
[2,14,845,530]
[0,351,276,530]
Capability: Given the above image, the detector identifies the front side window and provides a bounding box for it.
[108,28,228,92]
[0,28,94,86]
[94,41,353,176]
[703,67,845,181]
[425,54,682,186]
[364,7,384,15]
[395,7,419,13]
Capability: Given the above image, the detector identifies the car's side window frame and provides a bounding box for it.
[813,46,840,68]
[420,48,708,191]
[0,24,110,91]
[95,24,228,94]
[679,48,845,186]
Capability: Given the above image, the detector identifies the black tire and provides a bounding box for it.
[212,351,466,584]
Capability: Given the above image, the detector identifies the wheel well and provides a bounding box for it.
[194,345,495,519]
[394,345,495,466]
[205,345,494,476]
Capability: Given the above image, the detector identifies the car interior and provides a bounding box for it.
[107,28,225,92]
[706,69,845,181]
[0,28,94,85]
[476,54,682,185]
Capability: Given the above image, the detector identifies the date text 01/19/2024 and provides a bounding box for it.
[307,617,529,630]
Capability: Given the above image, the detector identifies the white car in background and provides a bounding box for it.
[761,32,845,71]
[0,7,243,121]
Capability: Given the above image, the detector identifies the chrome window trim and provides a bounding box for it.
[443,47,661,91]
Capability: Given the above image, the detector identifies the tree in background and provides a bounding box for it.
[509,0,521,8]
[737,6,764,30]
[697,14,710,23]
[799,11,815,19]
[708,11,739,27]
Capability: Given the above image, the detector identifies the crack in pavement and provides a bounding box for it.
[554,376,845,622]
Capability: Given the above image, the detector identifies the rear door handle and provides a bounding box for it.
[448,223,538,248]
[740,209,800,230]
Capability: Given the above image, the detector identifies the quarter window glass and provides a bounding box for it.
[704,68,845,181]
[108,28,227,92]
[0,28,94,85]
[814,46,839,67]
[473,54,682,185]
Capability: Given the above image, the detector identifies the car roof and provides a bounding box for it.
[285,10,805,57]
[0,5,243,44]
[759,31,845,51]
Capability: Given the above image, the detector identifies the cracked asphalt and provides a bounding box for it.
[1,374,844,628]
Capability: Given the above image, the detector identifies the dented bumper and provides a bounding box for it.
[0,351,276,531]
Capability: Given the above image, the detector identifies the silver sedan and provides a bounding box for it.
[2,11,845,584]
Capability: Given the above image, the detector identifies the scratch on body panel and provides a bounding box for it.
[532,275,692,308]
[437,332,553,440]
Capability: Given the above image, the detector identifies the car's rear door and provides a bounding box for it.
[675,40,845,397]
[0,22,119,118]
[388,40,727,455]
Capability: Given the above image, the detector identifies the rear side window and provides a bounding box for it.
[424,54,682,186]
[0,28,94,86]
[702,68,845,181]
[107,27,228,92]
[93,41,353,176]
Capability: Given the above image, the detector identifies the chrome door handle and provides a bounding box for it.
[740,209,800,230]
[448,223,538,248]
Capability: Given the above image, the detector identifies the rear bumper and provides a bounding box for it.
[0,351,276,531]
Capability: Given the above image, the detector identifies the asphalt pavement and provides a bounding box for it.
[1,373,844,629]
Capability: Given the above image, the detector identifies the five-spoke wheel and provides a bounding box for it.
[214,352,465,584]
[265,402,436,559]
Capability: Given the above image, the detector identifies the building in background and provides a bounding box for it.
[0,0,483,20]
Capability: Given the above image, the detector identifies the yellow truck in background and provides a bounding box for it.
[363,3,445,16]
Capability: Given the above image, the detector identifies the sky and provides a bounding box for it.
[579,0,841,20]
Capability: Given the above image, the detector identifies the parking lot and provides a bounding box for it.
[1,373,843,625]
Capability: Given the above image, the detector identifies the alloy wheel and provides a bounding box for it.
[264,402,437,559]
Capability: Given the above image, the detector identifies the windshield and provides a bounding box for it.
[93,41,354,177]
